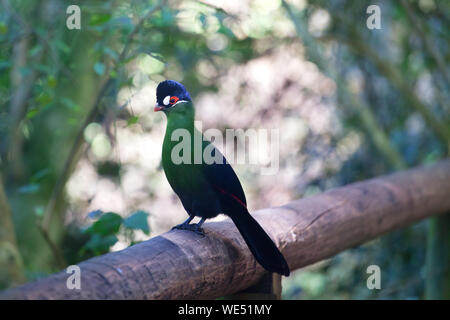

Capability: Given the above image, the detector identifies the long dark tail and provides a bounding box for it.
[229,209,290,276]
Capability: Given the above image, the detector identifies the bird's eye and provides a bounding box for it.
[170,96,179,104]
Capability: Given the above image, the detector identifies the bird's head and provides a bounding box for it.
[154,80,192,113]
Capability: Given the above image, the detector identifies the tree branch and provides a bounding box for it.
[334,25,450,149]
[282,0,407,170]
[400,0,450,88]
[2,160,450,299]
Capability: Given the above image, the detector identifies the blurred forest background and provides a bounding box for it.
[0,0,449,299]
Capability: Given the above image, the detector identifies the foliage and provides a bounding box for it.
[81,210,150,256]
[0,0,448,298]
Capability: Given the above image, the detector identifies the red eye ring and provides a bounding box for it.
[169,96,179,104]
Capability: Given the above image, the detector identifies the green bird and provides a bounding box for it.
[155,80,290,276]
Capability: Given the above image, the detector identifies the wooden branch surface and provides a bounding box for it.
[2,160,450,299]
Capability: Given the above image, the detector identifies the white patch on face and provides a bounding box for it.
[163,95,171,106]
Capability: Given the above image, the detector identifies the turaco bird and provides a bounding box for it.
[154,80,290,276]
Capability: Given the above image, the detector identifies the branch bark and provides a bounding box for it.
[2,160,450,299]
[0,173,25,288]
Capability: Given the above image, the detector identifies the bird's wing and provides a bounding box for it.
[201,140,247,209]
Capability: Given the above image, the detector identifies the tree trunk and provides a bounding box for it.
[0,173,25,289]
[426,214,450,299]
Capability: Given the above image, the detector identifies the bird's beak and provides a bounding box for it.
[154,104,164,112]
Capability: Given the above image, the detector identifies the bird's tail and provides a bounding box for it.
[229,209,290,276]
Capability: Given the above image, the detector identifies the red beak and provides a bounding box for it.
[154,105,164,112]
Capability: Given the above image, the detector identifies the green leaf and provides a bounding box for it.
[34,64,52,74]
[83,234,118,255]
[123,210,150,235]
[60,97,80,112]
[29,44,43,57]
[55,41,71,54]
[199,13,207,28]
[47,75,57,88]
[96,161,121,178]
[161,7,175,25]
[34,206,44,217]
[0,60,11,70]
[104,47,119,61]
[0,22,7,34]
[18,183,40,194]
[30,168,50,182]
[94,62,105,76]
[110,16,133,28]
[109,70,118,78]
[19,66,32,77]
[89,13,112,26]
[26,108,40,119]
[35,92,52,106]
[127,116,139,126]
[88,212,122,236]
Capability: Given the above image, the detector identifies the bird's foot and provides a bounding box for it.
[186,224,205,236]
[172,223,205,237]
[171,223,188,231]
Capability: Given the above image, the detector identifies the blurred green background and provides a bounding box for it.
[0,0,449,299]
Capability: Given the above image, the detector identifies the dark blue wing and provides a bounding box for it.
[201,140,247,210]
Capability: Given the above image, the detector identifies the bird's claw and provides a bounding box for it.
[191,227,205,237]
[172,223,205,237]
[171,223,186,231]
